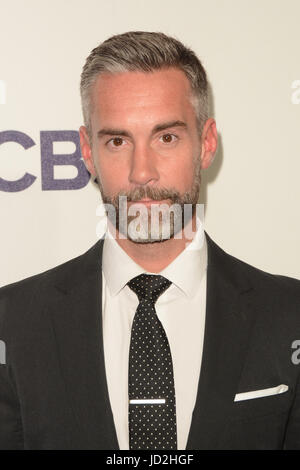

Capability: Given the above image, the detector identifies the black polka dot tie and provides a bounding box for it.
[127,273,177,450]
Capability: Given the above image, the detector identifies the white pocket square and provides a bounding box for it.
[234,384,289,402]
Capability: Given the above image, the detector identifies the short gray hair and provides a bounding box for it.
[80,31,209,138]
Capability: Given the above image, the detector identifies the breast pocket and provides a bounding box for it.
[231,386,292,421]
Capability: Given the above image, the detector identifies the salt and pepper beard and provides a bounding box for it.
[95,157,201,244]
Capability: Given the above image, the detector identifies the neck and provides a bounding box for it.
[109,213,198,273]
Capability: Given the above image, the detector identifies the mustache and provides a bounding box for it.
[108,186,183,206]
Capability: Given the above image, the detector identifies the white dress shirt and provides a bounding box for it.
[101,219,208,450]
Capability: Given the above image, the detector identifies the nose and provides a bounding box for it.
[128,143,159,186]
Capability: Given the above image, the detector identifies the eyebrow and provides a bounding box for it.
[97,120,188,139]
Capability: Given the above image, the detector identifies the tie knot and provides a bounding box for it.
[127,273,171,304]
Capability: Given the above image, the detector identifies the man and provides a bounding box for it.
[0,31,300,450]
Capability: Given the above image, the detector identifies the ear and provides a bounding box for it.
[79,126,97,177]
[200,118,218,169]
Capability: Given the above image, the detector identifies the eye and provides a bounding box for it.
[107,136,126,148]
[159,133,178,144]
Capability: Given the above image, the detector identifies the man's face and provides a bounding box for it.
[80,67,209,243]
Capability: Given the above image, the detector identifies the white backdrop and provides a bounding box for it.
[1,0,300,286]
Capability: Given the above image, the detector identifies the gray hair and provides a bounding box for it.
[80,31,209,139]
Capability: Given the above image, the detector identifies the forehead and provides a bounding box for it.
[90,67,195,125]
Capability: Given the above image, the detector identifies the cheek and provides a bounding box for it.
[95,157,129,195]
[163,155,195,190]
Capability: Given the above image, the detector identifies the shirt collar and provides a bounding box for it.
[102,217,207,299]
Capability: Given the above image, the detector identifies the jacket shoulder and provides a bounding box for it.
[0,238,104,305]
[206,232,300,294]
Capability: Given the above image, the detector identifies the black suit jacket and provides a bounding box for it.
[0,233,300,449]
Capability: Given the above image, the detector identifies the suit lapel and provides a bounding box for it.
[48,238,119,449]
[186,234,258,449]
